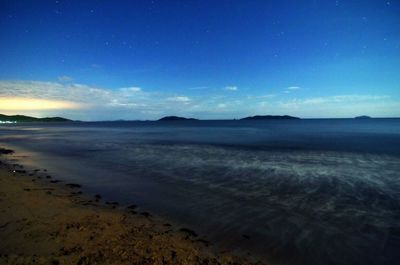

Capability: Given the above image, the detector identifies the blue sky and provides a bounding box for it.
[0,0,399,120]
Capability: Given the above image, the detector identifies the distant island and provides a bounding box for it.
[240,115,300,120]
[0,114,71,123]
[355,116,372,119]
[158,116,199,121]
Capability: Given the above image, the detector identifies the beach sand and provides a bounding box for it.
[0,150,263,265]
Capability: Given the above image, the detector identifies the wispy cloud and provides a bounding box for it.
[283,86,301,94]
[287,86,300,90]
[58,75,73,82]
[276,94,397,117]
[167,96,190,102]
[223,86,238,91]
[0,80,398,120]
[188,86,208,90]
[119,87,142,92]
[217,103,227,108]
[280,95,390,107]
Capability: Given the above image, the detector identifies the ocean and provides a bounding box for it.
[1,118,399,265]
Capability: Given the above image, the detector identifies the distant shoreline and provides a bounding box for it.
[3,113,398,123]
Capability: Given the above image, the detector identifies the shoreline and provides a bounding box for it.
[0,148,264,265]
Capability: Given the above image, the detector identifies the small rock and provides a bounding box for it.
[66,183,81,188]
[140,212,151,218]
[242,234,250,239]
[179,228,198,237]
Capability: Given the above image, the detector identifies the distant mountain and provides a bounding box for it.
[240,115,300,120]
[355,115,372,119]
[0,114,71,122]
[158,116,198,121]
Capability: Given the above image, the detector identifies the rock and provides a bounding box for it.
[179,228,198,237]
[50,180,61,183]
[140,212,151,218]
[171,250,177,259]
[0,148,14,154]
[66,183,81,188]
[194,239,210,247]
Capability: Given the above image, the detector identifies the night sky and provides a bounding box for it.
[0,0,399,120]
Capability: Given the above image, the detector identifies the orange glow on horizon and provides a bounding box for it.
[0,97,84,111]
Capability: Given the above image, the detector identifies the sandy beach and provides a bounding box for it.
[0,148,263,265]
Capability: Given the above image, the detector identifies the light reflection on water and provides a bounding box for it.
[1,119,400,265]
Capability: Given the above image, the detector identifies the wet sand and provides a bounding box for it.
[0,149,265,265]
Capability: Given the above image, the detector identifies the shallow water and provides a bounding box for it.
[1,119,400,265]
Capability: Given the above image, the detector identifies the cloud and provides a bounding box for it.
[188,86,208,90]
[283,86,301,94]
[258,94,276,99]
[0,80,398,120]
[58,75,73,82]
[287,86,300,90]
[119,87,142,92]
[0,80,152,119]
[0,97,83,111]
[276,94,398,118]
[223,86,238,91]
[286,95,391,106]
[167,96,190,102]
[217,103,227,108]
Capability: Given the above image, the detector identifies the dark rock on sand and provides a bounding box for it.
[179,228,198,237]
[140,212,151,218]
[0,148,14,155]
[127,204,137,209]
[50,180,61,183]
[194,239,210,247]
[66,183,81,188]
[242,234,250,239]
[171,250,177,259]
